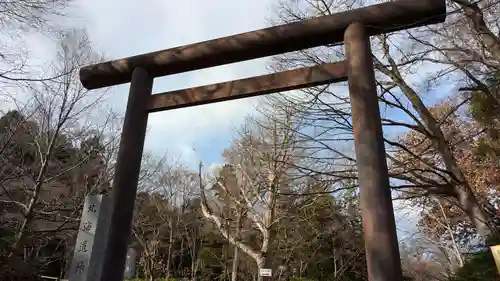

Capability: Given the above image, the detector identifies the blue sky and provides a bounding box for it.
[10,0,462,240]
[53,0,457,170]
[5,0,460,171]
[66,0,278,169]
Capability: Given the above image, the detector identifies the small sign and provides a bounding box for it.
[491,244,500,274]
[259,268,272,277]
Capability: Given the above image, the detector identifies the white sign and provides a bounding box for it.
[491,244,500,274]
[259,268,272,277]
[68,195,112,281]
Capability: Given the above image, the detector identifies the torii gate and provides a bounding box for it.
[79,0,446,280]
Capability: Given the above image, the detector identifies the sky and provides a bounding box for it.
[68,0,278,168]
[8,0,457,241]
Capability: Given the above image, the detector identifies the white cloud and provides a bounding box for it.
[393,199,422,241]
[7,0,430,238]
[70,0,276,164]
[207,162,223,175]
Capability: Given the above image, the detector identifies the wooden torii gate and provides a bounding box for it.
[79,0,447,280]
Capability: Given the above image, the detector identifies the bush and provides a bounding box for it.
[449,250,498,281]
[127,276,223,281]
[0,256,43,281]
[289,277,317,281]
[449,237,500,281]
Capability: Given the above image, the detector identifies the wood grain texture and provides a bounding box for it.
[148,61,347,112]
[80,0,446,89]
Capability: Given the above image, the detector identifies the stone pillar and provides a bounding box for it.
[68,195,112,281]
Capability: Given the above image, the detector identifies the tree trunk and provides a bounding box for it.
[231,213,242,281]
[436,199,464,267]
[9,157,51,256]
[166,219,174,279]
[256,255,272,281]
[180,237,184,275]
[9,120,64,257]
[145,254,155,281]
[375,54,496,238]
[453,0,500,61]
[231,246,239,281]
[190,233,197,281]
[456,187,495,238]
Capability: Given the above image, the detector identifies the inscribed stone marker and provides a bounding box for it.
[68,195,112,281]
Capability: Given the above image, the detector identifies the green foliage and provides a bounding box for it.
[467,70,500,159]
[290,277,317,281]
[468,91,499,126]
[126,279,180,281]
[0,261,43,281]
[0,110,111,279]
[448,250,498,281]
[274,182,367,281]
[448,236,499,281]
[0,228,14,250]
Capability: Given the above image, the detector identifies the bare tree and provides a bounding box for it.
[0,29,110,257]
[0,0,71,29]
[199,112,305,281]
[0,0,74,92]
[133,158,204,280]
[400,243,448,281]
[132,154,171,280]
[155,163,199,279]
[133,192,167,281]
[266,0,500,239]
